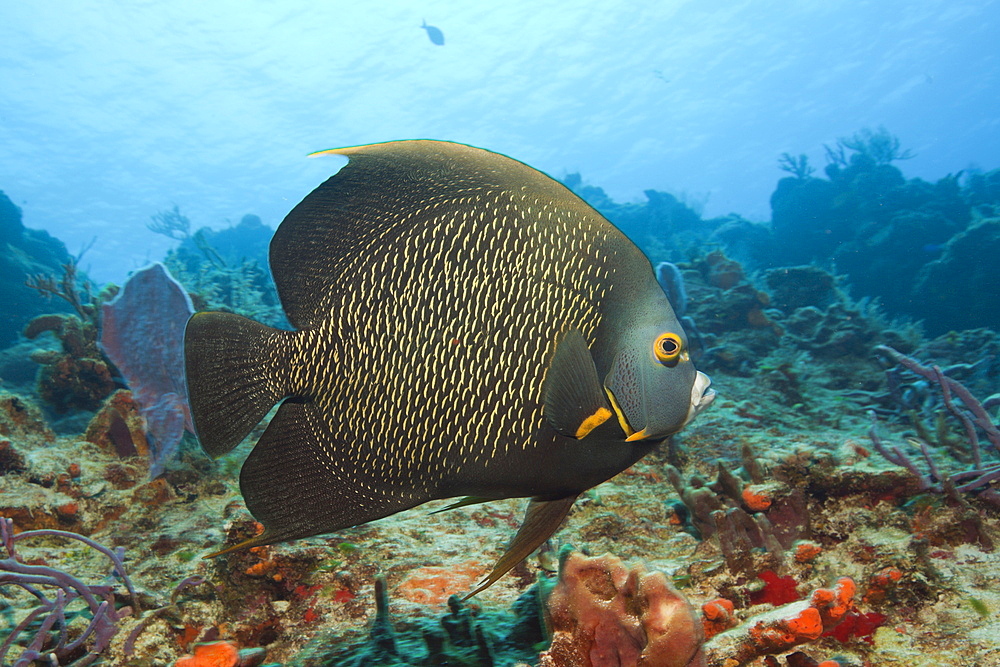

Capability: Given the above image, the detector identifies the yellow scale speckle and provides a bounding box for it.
[285,182,620,500]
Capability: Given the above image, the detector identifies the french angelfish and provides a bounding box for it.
[183,140,715,596]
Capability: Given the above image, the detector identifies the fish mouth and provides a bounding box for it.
[605,370,715,442]
[682,371,715,427]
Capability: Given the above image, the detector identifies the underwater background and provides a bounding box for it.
[2,1,1000,666]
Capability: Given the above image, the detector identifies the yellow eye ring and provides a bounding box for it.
[654,333,683,364]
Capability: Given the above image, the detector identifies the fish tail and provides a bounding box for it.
[184,312,296,458]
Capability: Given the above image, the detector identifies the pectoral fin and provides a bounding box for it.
[464,495,578,599]
[543,330,612,439]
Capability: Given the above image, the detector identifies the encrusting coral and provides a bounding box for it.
[172,640,267,667]
[703,578,856,666]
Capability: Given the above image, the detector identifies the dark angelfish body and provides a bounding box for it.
[420,19,444,45]
[184,140,715,595]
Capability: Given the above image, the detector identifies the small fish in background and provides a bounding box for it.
[421,19,444,45]
[184,140,715,596]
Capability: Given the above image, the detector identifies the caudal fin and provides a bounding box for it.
[184,312,295,458]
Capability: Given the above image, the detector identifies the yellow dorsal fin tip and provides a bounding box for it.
[307,148,341,158]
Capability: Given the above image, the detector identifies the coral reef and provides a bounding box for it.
[912,216,1000,333]
[20,261,120,417]
[23,312,116,415]
[0,191,76,348]
[704,578,856,666]
[570,127,999,335]
[172,640,267,667]
[761,131,996,334]
[83,390,152,461]
[3,144,1000,666]
[762,267,837,312]
[161,214,286,328]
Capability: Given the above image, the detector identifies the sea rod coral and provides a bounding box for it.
[868,344,1000,496]
[0,516,138,666]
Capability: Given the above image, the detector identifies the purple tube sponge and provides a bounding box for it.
[100,263,194,477]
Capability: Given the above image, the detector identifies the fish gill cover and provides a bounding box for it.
[2,2,1000,666]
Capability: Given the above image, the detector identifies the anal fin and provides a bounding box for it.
[464,495,578,599]
[206,399,426,555]
[543,329,612,439]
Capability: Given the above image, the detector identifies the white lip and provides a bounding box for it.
[683,371,716,426]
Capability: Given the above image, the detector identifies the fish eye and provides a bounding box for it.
[653,333,683,364]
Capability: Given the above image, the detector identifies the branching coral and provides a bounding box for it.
[824,126,913,168]
[868,345,1000,496]
[148,205,192,241]
[777,154,815,180]
[24,260,116,328]
[0,516,138,666]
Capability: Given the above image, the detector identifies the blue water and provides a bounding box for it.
[2,0,997,284]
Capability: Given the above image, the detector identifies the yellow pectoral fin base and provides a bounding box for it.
[625,427,651,442]
[464,495,578,599]
[575,407,612,439]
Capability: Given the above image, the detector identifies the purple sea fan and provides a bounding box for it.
[100,262,195,477]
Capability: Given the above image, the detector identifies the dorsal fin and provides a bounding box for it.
[271,140,613,329]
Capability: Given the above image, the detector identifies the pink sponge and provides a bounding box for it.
[539,549,706,667]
